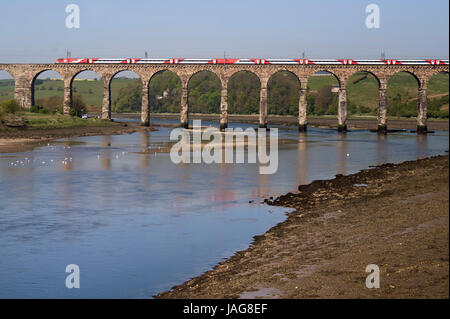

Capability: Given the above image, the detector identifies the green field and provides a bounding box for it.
[0,71,448,117]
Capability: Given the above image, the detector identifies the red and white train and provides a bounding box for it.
[56,58,449,65]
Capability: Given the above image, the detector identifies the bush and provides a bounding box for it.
[70,94,87,117]
[0,99,21,114]
[30,105,43,113]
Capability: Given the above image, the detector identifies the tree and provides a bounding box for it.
[113,83,142,112]
[315,85,334,114]
[70,94,87,117]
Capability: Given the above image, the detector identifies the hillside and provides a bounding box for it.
[0,71,448,118]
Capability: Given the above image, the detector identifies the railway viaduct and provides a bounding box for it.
[0,63,448,133]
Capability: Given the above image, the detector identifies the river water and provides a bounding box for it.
[0,119,448,298]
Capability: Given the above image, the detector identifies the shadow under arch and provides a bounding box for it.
[187,70,221,125]
[31,69,63,109]
[227,70,261,116]
[109,70,143,114]
[347,70,381,88]
[267,70,301,117]
[0,70,15,103]
[148,69,182,114]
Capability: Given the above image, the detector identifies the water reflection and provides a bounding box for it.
[140,132,150,169]
[377,133,388,165]
[0,124,448,298]
[417,133,428,158]
[298,132,308,185]
[101,136,111,170]
[336,132,348,175]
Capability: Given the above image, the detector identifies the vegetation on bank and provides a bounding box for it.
[0,99,115,131]
[0,71,448,118]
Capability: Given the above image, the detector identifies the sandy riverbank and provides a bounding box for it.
[156,154,449,299]
[0,122,156,153]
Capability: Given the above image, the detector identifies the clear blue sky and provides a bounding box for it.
[0,0,448,63]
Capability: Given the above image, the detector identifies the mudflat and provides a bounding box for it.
[156,155,449,299]
[0,123,156,153]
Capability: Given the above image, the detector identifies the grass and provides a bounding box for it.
[0,78,140,111]
[0,112,119,130]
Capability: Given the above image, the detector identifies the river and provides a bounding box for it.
[0,119,448,298]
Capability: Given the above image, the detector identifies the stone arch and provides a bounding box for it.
[267,70,301,116]
[386,70,421,118]
[387,70,421,88]
[227,70,261,115]
[148,69,182,113]
[346,71,381,116]
[307,70,342,87]
[31,69,64,109]
[0,69,15,103]
[70,70,103,113]
[187,70,222,119]
[306,70,341,117]
[109,70,143,114]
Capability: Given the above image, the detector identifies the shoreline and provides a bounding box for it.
[0,122,156,153]
[1,114,447,154]
[155,154,449,299]
[115,113,450,131]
